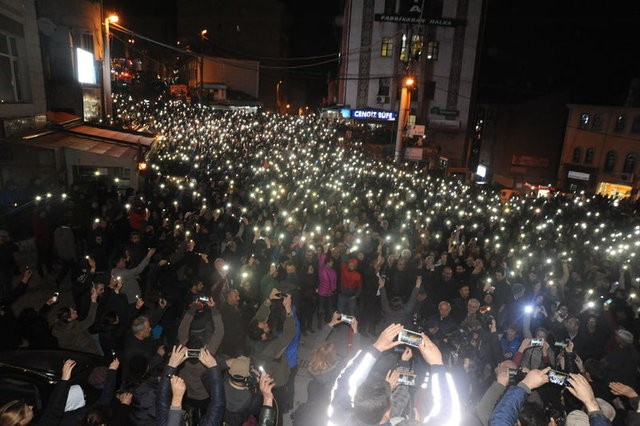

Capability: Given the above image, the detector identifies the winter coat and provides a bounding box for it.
[317,253,337,297]
[51,302,100,354]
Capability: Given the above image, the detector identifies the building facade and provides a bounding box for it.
[558,105,640,198]
[0,0,47,137]
[337,0,485,167]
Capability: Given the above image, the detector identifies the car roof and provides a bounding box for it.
[0,350,106,379]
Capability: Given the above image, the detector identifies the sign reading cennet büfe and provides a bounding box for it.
[351,109,397,121]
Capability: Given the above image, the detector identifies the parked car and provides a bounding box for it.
[0,350,107,422]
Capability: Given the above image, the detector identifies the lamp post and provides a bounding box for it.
[200,30,207,103]
[103,14,118,122]
[394,76,414,162]
[276,80,283,113]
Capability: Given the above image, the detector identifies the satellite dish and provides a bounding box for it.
[37,17,56,36]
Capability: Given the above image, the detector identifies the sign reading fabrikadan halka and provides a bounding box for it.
[374,14,465,27]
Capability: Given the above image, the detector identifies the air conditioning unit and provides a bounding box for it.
[376,95,389,104]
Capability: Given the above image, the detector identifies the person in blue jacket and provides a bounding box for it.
[489,367,612,426]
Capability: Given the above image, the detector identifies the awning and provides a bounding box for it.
[22,131,138,159]
[66,125,155,147]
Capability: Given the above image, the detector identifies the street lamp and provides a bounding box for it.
[394,76,415,162]
[276,80,283,113]
[103,13,118,122]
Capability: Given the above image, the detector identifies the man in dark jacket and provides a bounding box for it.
[156,345,225,426]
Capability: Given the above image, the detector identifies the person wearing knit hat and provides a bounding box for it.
[595,398,616,421]
[616,328,634,346]
[565,410,589,426]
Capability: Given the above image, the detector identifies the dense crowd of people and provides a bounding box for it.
[1,94,640,425]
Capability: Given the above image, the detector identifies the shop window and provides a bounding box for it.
[585,148,594,164]
[623,153,636,174]
[571,147,582,163]
[578,113,589,129]
[381,38,393,58]
[615,114,625,132]
[604,150,616,172]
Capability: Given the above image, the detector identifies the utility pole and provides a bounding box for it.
[394,76,414,162]
[103,13,119,122]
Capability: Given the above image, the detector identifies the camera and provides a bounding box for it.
[51,292,59,303]
[198,296,210,302]
[554,341,568,348]
[275,292,288,298]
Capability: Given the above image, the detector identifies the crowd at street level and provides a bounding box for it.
[1,94,640,426]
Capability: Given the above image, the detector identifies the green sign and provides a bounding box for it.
[430,106,459,117]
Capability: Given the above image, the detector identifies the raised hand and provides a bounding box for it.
[609,382,639,399]
[170,376,187,407]
[520,367,550,390]
[109,358,120,370]
[401,347,413,362]
[418,333,443,365]
[386,369,400,391]
[373,323,404,352]
[198,348,217,368]
[567,373,599,412]
[168,345,187,368]
[61,359,76,381]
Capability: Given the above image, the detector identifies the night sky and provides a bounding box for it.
[478,0,640,105]
[105,0,640,107]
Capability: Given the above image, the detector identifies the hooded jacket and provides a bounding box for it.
[339,259,363,297]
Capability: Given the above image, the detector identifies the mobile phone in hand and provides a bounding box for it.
[398,329,423,347]
[396,372,416,386]
[186,349,201,358]
[340,314,354,324]
[548,369,570,386]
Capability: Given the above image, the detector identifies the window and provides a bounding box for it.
[426,41,439,60]
[578,113,590,129]
[410,34,424,59]
[378,78,390,96]
[384,0,397,15]
[632,116,640,134]
[615,114,625,132]
[0,32,23,103]
[591,113,602,130]
[79,33,94,54]
[604,150,616,172]
[572,147,582,163]
[381,38,393,57]
[399,34,408,62]
[425,81,435,100]
[623,153,636,174]
[585,148,594,164]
